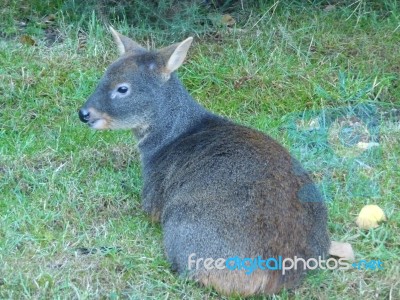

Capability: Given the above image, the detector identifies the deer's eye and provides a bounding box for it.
[117,86,129,94]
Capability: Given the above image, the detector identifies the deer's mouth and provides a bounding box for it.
[80,108,112,130]
[88,118,109,130]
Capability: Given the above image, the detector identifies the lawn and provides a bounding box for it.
[0,0,399,299]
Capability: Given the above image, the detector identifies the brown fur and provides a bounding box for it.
[79,30,330,296]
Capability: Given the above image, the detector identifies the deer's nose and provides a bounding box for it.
[78,108,90,123]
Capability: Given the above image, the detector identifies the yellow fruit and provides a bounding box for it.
[356,205,386,229]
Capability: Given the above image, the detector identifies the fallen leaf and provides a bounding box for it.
[43,14,57,26]
[46,14,56,22]
[234,75,253,89]
[20,35,36,46]
[221,14,236,27]
[329,241,355,261]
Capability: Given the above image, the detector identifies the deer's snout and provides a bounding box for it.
[78,108,90,123]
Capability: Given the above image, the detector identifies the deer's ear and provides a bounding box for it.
[158,37,193,80]
[109,26,146,55]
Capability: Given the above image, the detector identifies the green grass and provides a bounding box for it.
[1,1,399,299]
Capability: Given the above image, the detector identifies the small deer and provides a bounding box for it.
[78,28,330,296]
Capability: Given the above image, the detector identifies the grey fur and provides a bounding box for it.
[79,31,330,296]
